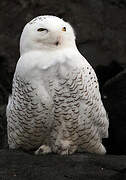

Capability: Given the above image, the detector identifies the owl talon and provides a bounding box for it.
[57,140,77,155]
[35,145,51,155]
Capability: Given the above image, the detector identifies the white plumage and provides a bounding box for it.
[6,15,109,155]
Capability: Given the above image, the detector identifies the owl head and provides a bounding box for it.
[20,15,76,55]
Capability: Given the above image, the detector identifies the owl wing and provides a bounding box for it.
[6,73,53,150]
[80,65,109,139]
[56,61,109,137]
[51,59,109,154]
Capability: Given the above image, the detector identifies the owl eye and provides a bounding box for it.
[37,28,47,32]
[62,27,66,32]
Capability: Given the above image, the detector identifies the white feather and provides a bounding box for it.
[7,15,109,155]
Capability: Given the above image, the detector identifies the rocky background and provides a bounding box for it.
[1,0,126,179]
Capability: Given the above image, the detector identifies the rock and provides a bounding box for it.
[106,0,126,8]
[0,105,7,149]
[95,61,124,93]
[0,55,13,101]
[0,55,11,149]
[103,70,126,154]
[0,149,126,180]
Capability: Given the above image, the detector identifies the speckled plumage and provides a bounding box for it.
[6,15,109,155]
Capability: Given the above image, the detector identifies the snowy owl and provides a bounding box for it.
[6,15,109,155]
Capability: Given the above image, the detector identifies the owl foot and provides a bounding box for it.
[56,140,77,155]
[35,145,52,155]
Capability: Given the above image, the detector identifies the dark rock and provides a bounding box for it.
[105,0,126,8]
[0,55,13,100]
[0,149,126,180]
[95,61,124,92]
[0,105,7,149]
[103,70,126,154]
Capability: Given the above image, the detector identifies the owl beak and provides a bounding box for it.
[55,41,59,46]
[55,36,62,46]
